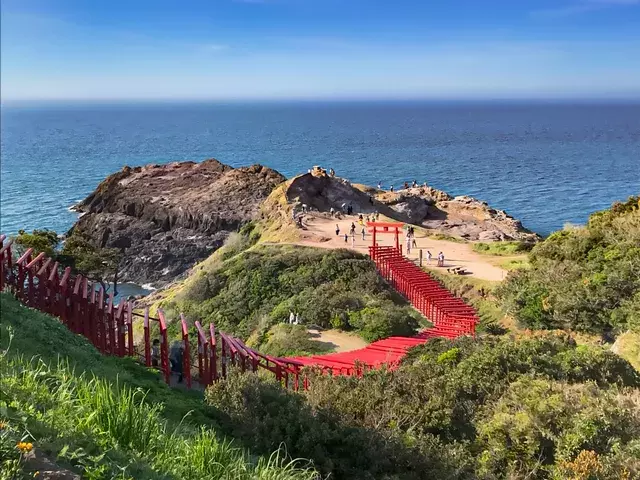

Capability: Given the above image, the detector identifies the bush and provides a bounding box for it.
[161,244,419,347]
[497,196,640,336]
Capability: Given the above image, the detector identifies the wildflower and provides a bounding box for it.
[16,441,33,453]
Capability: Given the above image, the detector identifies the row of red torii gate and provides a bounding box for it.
[0,224,478,389]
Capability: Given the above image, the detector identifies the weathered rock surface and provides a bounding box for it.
[283,172,539,242]
[70,159,285,285]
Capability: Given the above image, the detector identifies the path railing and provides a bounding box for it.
[1,234,478,390]
[0,234,304,389]
[369,244,479,337]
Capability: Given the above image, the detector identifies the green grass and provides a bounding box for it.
[427,232,468,243]
[615,331,640,372]
[471,241,533,256]
[500,258,530,271]
[0,293,318,480]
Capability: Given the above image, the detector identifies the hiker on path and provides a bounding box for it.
[169,341,184,384]
[344,233,349,243]
[438,252,445,267]
[335,224,340,236]
[289,311,295,324]
[361,227,366,240]
[350,223,356,235]
[351,234,356,248]
[406,235,412,254]
[427,251,433,265]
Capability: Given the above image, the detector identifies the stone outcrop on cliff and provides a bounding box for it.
[70,159,285,286]
[282,173,539,242]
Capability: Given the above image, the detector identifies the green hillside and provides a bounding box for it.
[0,293,317,479]
[497,196,640,336]
[153,237,424,349]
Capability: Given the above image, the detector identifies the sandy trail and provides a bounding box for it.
[308,328,368,353]
[292,214,508,282]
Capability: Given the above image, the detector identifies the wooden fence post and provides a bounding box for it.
[180,314,191,389]
[158,309,170,385]
[210,323,218,382]
[144,307,151,366]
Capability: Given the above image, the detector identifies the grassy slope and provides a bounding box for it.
[0,293,317,480]
[150,242,425,347]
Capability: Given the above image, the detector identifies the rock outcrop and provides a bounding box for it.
[70,159,285,286]
[283,173,539,242]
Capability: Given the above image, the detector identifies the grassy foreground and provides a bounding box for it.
[0,293,317,480]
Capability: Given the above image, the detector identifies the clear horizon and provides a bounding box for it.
[2,0,640,101]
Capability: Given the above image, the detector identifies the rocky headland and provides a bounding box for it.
[69,159,285,285]
[69,160,538,286]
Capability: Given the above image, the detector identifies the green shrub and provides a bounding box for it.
[162,244,418,346]
[497,196,640,336]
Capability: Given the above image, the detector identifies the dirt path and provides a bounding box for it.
[291,214,509,282]
[308,328,368,352]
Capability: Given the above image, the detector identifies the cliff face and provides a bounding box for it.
[70,159,285,286]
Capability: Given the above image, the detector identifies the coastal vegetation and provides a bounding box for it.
[154,230,423,347]
[0,293,317,479]
[206,333,640,479]
[496,196,640,336]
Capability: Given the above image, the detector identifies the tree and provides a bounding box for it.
[14,229,124,295]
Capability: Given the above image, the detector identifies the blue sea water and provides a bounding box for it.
[1,101,639,238]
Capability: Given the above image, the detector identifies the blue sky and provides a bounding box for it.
[2,0,640,100]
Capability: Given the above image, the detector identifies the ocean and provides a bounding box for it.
[1,101,639,238]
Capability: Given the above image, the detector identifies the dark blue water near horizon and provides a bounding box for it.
[1,101,639,239]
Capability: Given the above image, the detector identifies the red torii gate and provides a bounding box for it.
[367,221,404,251]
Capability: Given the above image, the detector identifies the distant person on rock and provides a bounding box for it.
[302,203,308,213]
[390,185,394,192]
[341,202,347,213]
[412,180,417,188]
[404,181,409,189]
[336,224,340,236]
[330,207,335,217]
[151,339,160,367]
[377,182,382,190]
[169,341,184,383]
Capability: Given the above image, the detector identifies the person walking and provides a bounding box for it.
[438,252,445,267]
[406,235,412,254]
[361,227,366,240]
[351,233,356,248]
[336,224,340,236]
[169,341,184,383]
[427,250,433,265]
[344,233,349,243]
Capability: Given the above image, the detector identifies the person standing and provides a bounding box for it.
[406,235,412,254]
[438,252,445,267]
[344,233,349,243]
[361,227,366,240]
[351,233,356,248]
[335,224,340,236]
[427,250,433,265]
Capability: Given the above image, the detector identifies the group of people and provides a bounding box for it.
[377,179,427,192]
[288,311,301,325]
